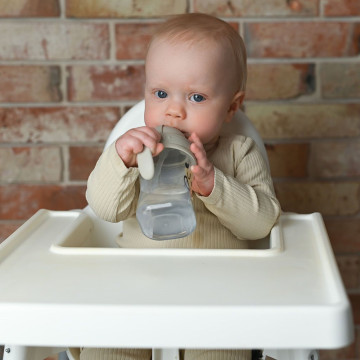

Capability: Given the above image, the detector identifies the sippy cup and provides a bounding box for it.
[136,126,197,240]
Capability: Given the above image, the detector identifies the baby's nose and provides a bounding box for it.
[166,101,186,120]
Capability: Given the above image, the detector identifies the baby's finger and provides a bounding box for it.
[153,142,164,157]
[190,141,208,167]
[190,164,215,197]
[135,126,162,142]
[188,132,203,147]
[191,164,206,178]
[128,127,162,154]
[121,134,146,155]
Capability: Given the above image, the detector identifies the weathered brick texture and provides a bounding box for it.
[0,23,110,60]
[246,64,314,100]
[337,255,360,290]
[0,66,61,102]
[275,181,360,216]
[310,141,360,178]
[321,63,360,98]
[0,147,62,182]
[67,65,145,102]
[324,218,360,253]
[69,146,103,181]
[116,23,160,59]
[245,22,360,58]
[266,143,309,178]
[66,0,187,18]
[0,185,87,220]
[246,104,360,139]
[0,1,359,356]
[115,22,237,60]
[350,294,360,325]
[324,0,360,16]
[0,107,120,142]
[193,0,319,17]
[0,0,60,17]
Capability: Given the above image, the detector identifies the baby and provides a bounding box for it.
[85,13,281,360]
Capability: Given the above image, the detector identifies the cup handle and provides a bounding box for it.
[137,147,154,180]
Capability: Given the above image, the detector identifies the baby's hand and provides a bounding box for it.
[188,133,215,197]
[115,126,164,168]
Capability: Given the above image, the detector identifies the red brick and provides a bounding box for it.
[336,255,360,290]
[66,0,187,18]
[0,107,120,143]
[245,103,360,139]
[0,66,61,103]
[324,218,360,253]
[115,23,160,60]
[115,22,239,60]
[0,185,87,220]
[266,143,309,178]
[69,146,103,181]
[246,64,314,100]
[310,141,360,178]
[321,63,360,99]
[245,22,360,58]
[0,0,60,17]
[0,23,109,60]
[0,222,23,243]
[274,181,360,216]
[324,0,360,16]
[0,147,62,182]
[349,293,360,325]
[193,0,319,17]
[67,65,145,102]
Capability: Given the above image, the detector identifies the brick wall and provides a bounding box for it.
[0,0,359,358]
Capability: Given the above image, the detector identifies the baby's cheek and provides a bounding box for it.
[144,109,158,128]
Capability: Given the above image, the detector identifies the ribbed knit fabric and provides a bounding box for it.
[79,348,152,360]
[183,350,252,360]
[79,348,251,360]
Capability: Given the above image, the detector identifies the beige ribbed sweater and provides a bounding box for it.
[84,134,279,360]
[86,134,280,249]
[79,348,252,360]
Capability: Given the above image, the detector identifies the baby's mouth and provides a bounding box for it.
[179,130,190,138]
[170,126,189,138]
[161,124,190,139]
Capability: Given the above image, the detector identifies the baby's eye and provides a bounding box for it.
[155,90,168,99]
[190,94,205,103]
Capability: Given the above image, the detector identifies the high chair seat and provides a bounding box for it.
[0,101,354,360]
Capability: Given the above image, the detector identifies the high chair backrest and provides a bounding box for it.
[105,100,269,169]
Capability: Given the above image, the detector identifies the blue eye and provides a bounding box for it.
[190,94,205,103]
[155,90,167,99]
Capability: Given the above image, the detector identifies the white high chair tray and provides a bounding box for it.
[0,210,353,350]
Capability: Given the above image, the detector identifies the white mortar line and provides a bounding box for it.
[61,144,70,184]
[109,21,117,61]
[59,0,66,19]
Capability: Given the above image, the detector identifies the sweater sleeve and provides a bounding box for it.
[197,136,281,240]
[85,141,140,222]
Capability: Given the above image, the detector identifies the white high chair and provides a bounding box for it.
[0,101,354,360]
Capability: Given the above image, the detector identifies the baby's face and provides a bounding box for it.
[144,38,239,145]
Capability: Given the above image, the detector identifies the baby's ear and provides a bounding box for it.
[225,91,245,123]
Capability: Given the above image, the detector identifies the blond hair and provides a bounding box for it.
[148,13,247,91]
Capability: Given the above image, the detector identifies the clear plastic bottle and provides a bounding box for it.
[136,130,197,240]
